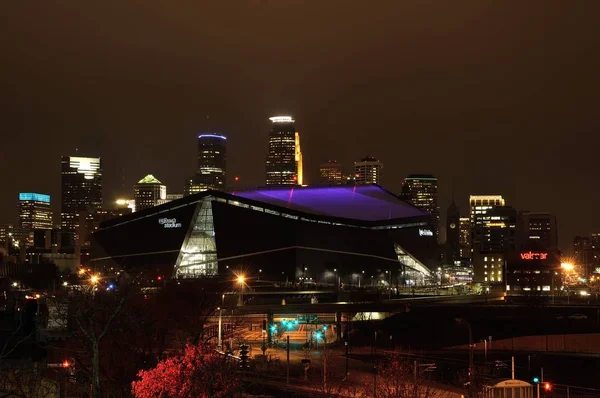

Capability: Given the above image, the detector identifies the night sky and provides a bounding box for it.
[1,1,598,248]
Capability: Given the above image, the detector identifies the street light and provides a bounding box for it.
[561,262,574,271]
[90,275,99,285]
[237,274,245,306]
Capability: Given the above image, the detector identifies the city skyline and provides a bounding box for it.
[2,2,599,249]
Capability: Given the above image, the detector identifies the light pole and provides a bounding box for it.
[386,270,391,299]
[237,275,245,306]
[456,317,474,397]
[217,307,223,351]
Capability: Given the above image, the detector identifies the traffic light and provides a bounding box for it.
[239,344,250,369]
[544,382,551,391]
[270,324,277,332]
[323,325,328,331]
[262,320,266,331]
[532,377,540,384]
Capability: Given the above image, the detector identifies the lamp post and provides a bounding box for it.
[217,307,223,350]
[386,270,391,299]
[237,275,245,306]
[456,317,473,397]
[90,274,100,297]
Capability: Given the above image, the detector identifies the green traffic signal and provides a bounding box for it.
[533,377,540,384]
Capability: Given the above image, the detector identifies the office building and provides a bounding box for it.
[506,248,562,295]
[469,195,505,242]
[61,156,103,242]
[446,198,460,262]
[469,195,517,284]
[134,174,166,212]
[573,235,600,276]
[18,193,53,231]
[319,161,343,185]
[93,185,437,282]
[265,116,303,186]
[354,156,382,185]
[402,175,440,241]
[520,212,558,250]
[459,217,471,260]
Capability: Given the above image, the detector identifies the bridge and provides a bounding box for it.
[231,292,505,315]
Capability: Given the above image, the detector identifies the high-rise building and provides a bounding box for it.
[18,193,53,231]
[134,174,167,212]
[319,161,343,185]
[185,134,227,195]
[519,212,558,250]
[265,116,303,186]
[469,195,517,284]
[354,156,382,185]
[61,156,102,240]
[459,217,471,260]
[573,235,599,276]
[469,195,505,238]
[446,198,460,262]
[402,175,440,240]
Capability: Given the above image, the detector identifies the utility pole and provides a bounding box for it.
[286,335,290,384]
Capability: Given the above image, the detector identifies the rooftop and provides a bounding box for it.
[269,116,294,123]
[137,174,163,184]
[231,184,427,222]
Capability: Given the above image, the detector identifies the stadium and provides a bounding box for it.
[91,185,437,285]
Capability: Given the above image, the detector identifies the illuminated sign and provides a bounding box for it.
[520,251,548,260]
[19,193,50,203]
[419,229,433,237]
[158,218,182,229]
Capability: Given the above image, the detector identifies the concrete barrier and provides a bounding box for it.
[449,333,600,354]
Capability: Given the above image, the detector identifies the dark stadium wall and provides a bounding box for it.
[211,201,403,281]
[91,200,199,275]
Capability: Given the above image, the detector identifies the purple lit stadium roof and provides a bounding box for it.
[231,185,427,222]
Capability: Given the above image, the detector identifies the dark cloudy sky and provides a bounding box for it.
[1,1,598,248]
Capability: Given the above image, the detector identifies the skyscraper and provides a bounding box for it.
[265,116,303,186]
[18,193,53,231]
[191,134,227,191]
[520,212,558,250]
[402,174,440,240]
[319,161,343,185]
[446,198,460,261]
[134,174,166,211]
[61,156,102,238]
[354,156,382,185]
[459,217,471,260]
[469,195,517,284]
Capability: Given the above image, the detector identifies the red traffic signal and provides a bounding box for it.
[62,360,70,368]
[544,382,551,391]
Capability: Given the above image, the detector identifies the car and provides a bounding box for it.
[568,314,587,320]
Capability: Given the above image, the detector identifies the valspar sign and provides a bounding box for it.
[419,229,433,237]
[158,218,182,229]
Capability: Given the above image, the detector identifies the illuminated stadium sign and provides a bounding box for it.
[158,218,182,229]
[419,229,433,237]
[520,251,548,260]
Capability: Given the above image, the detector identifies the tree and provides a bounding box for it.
[362,355,450,398]
[131,344,240,398]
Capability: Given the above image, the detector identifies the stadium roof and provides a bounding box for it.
[100,184,428,229]
[231,185,427,222]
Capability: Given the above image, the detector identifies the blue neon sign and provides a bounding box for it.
[19,193,50,203]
